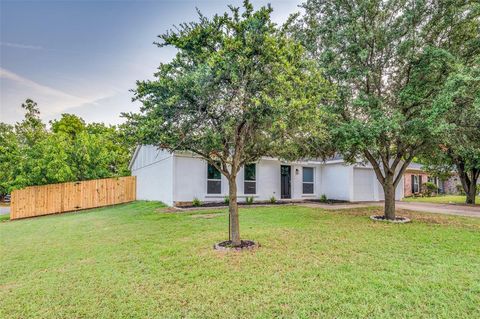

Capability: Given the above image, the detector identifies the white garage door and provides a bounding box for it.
[353,168,375,201]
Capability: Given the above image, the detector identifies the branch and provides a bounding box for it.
[364,149,385,184]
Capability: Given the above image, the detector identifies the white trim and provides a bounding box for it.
[128,145,141,170]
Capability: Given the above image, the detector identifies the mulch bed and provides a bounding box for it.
[213,240,259,251]
[178,200,297,209]
[370,215,411,223]
[304,199,349,204]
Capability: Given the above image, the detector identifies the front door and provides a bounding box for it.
[281,165,291,199]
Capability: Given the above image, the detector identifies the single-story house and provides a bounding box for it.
[129,145,404,206]
[403,163,460,196]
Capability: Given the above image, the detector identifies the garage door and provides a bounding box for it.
[353,168,374,201]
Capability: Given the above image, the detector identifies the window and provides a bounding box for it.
[302,167,314,194]
[207,163,221,194]
[244,163,256,194]
[412,175,419,193]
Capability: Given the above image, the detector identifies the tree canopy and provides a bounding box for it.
[292,0,479,218]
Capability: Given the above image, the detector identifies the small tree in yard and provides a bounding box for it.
[126,1,332,246]
[293,0,478,219]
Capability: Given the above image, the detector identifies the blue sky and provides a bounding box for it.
[0,0,302,125]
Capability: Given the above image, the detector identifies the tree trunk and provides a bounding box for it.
[228,177,241,246]
[466,179,477,205]
[383,176,396,220]
[458,167,478,205]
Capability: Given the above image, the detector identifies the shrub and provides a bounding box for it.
[421,182,438,197]
[192,198,201,207]
[320,194,328,202]
[223,196,230,205]
[269,196,276,204]
[246,196,254,205]
[456,184,466,195]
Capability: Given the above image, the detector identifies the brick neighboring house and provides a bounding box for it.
[404,163,462,196]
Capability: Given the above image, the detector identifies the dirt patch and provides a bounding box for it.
[155,207,183,214]
[336,207,480,228]
[191,213,225,219]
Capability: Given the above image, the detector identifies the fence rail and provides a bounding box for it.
[10,176,136,220]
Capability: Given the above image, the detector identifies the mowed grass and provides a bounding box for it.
[1,202,479,318]
[403,195,479,205]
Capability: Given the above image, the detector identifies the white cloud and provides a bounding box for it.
[0,68,117,123]
[0,41,43,50]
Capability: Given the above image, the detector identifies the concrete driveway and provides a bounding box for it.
[301,201,480,218]
[0,206,10,215]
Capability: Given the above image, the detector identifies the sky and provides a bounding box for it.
[0,0,302,125]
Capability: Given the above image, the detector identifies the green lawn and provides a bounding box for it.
[1,202,479,318]
[403,195,479,205]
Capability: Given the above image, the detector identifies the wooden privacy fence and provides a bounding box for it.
[10,176,136,220]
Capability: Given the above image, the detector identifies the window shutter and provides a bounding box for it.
[411,175,415,193]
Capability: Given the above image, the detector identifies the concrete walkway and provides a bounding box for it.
[0,206,10,215]
[301,201,480,218]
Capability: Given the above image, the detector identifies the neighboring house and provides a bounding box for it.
[403,162,461,196]
[129,145,404,206]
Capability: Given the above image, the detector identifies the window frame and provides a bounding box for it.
[207,163,222,194]
[244,163,256,195]
[302,166,315,195]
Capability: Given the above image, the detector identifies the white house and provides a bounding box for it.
[129,145,404,206]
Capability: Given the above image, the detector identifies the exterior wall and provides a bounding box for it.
[351,167,403,201]
[320,164,352,201]
[353,167,377,201]
[173,155,323,203]
[130,146,174,205]
[444,174,461,194]
[403,171,429,197]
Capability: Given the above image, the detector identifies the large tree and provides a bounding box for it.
[293,0,478,219]
[126,1,332,246]
[423,61,480,204]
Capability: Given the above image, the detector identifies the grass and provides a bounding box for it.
[1,201,479,318]
[403,195,478,205]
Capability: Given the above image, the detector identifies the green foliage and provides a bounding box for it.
[422,58,480,202]
[192,198,202,207]
[0,100,133,195]
[245,196,254,205]
[223,196,230,205]
[422,182,439,197]
[50,113,86,138]
[0,123,19,197]
[126,0,333,180]
[319,194,327,203]
[269,196,276,204]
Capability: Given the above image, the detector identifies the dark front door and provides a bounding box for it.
[281,165,291,199]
